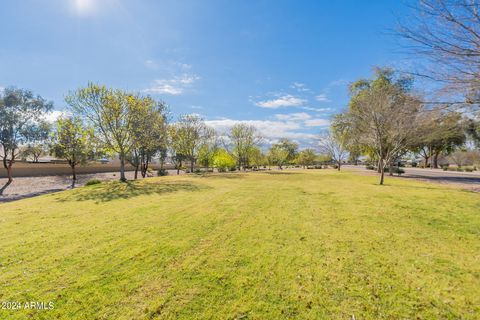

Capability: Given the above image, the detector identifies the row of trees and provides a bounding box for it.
[1,83,336,194]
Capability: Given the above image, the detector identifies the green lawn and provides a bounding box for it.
[0,170,479,319]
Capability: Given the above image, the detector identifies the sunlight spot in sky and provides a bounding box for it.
[73,0,96,15]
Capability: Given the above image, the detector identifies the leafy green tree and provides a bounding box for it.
[66,84,135,181]
[50,117,95,187]
[127,96,168,179]
[296,149,316,168]
[0,87,53,194]
[411,110,465,168]
[169,115,211,173]
[276,138,298,164]
[197,127,219,170]
[21,121,51,163]
[267,144,290,169]
[267,139,298,169]
[213,149,236,172]
[248,146,267,169]
[228,124,261,170]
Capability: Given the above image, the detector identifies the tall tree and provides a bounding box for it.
[50,117,95,187]
[411,110,465,168]
[337,68,422,184]
[197,127,219,171]
[296,149,317,168]
[169,115,210,173]
[127,96,168,179]
[228,123,261,170]
[66,84,135,181]
[267,144,290,170]
[0,88,53,194]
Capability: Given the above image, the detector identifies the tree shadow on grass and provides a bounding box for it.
[57,180,207,203]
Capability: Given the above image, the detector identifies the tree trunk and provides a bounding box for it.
[134,165,139,179]
[119,155,127,182]
[423,156,429,168]
[71,164,77,188]
[433,152,439,169]
[377,158,382,173]
[0,162,13,195]
[337,161,341,171]
[177,160,182,175]
[190,158,194,173]
[379,162,385,185]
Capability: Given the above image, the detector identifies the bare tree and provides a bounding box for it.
[318,131,348,171]
[399,0,480,106]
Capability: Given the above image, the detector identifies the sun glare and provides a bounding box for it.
[73,0,96,15]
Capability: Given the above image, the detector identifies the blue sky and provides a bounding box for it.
[0,0,411,147]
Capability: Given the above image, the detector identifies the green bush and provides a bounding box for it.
[465,167,474,172]
[157,168,168,176]
[85,179,101,186]
[229,167,237,172]
[366,165,375,170]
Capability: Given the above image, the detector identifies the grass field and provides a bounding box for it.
[0,170,479,319]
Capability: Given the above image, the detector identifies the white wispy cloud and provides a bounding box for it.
[304,118,330,127]
[315,94,331,102]
[205,118,316,142]
[191,105,203,110]
[301,106,333,112]
[254,94,305,109]
[43,110,71,123]
[290,82,310,92]
[144,74,200,95]
[275,112,311,121]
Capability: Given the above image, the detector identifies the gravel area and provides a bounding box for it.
[0,170,182,203]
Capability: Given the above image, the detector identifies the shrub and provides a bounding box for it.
[465,167,474,172]
[366,165,375,170]
[456,167,464,172]
[229,167,237,172]
[85,179,101,186]
[213,150,236,172]
[157,168,168,176]
[194,168,202,173]
[411,161,417,167]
